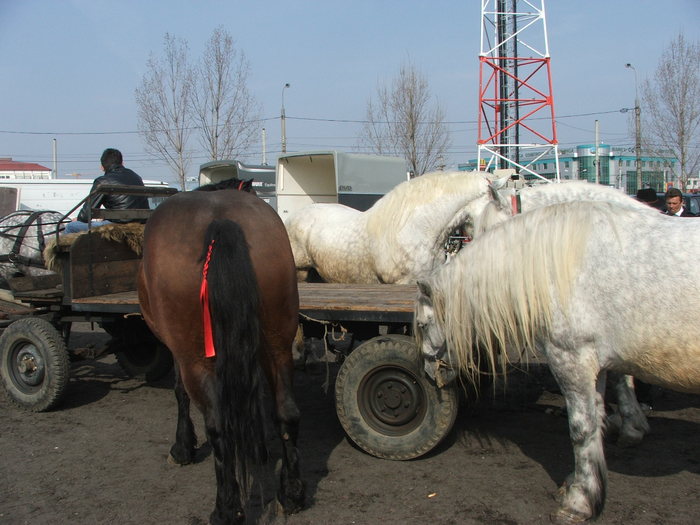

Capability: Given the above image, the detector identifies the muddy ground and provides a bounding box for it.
[1,324,698,525]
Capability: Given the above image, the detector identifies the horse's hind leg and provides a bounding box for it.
[612,374,650,447]
[168,363,197,465]
[545,342,607,523]
[269,359,305,514]
[194,378,246,525]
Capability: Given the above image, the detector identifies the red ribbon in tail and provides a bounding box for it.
[200,239,216,358]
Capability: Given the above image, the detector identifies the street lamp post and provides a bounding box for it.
[281,83,290,153]
[625,63,642,191]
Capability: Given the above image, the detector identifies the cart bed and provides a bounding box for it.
[66,283,417,322]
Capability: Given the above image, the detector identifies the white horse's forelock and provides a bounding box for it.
[434,200,599,383]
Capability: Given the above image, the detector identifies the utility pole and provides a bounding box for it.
[52,138,57,179]
[281,83,290,153]
[595,120,600,184]
[262,127,267,165]
[625,63,642,190]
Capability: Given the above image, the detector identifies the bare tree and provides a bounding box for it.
[359,62,451,176]
[135,34,192,189]
[191,27,261,161]
[641,33,700,189]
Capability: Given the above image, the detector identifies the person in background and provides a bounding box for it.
[635,187,663,211]
[662,187,696,217]
[64,148,149,233]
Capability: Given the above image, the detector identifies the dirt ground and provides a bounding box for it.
[1,324,698,525]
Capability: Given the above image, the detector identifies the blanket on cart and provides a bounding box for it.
[43,222,145,272]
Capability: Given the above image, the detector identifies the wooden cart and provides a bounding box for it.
[0,186,458,460]
[0,185,177,412]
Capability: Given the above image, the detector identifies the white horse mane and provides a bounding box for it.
[365,171,491,240]
[431,200,626,382]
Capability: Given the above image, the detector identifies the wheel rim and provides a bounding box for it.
[357,365,427,436]
[7,341,46,393]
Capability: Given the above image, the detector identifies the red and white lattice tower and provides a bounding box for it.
[477,0,559,181]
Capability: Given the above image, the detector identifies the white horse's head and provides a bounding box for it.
[366,171,512,283]
[414,279,456,387]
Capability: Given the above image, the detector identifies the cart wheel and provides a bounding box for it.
[115,342,173,382]
[0,318,70,412]
[103,317,173,382]
[335,334,458,460]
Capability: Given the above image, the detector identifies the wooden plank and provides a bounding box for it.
[8,273,61,292]
[72,291,139,305]
[92,184,178,197]
[69,284,418,321]
[71,259,140,299]
[70,233,141,299]
[298,283,416,313]
[91,209,151,221]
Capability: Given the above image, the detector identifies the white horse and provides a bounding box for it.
[284,170,507,284]
[0,210,66,285]
[414,200,700,523]
[477,181,662,446]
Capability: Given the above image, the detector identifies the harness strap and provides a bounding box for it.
[511,194,522,215]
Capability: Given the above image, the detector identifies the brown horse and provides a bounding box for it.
[137,183,304,524]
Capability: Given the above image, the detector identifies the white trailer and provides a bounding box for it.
[0,178,171,218]
[275,151,408,220]
[198,160,276,209]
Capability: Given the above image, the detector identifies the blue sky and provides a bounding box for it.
[0,0,697,186]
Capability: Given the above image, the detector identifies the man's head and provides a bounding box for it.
[100,148,123,171]
[636,187,658,205]
[665,187,684,215]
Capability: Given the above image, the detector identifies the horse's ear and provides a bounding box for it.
[488,180,512,211]
[490,175,510,190]
[417,279,432,299]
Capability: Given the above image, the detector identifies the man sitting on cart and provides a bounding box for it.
[64,148,149,233]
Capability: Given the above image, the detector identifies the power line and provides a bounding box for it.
[0,108,632,136]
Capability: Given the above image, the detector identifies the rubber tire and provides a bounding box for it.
[335,334,459,460]
[102,317,173,382]
[115,342,173,382]
[0,318,70,412]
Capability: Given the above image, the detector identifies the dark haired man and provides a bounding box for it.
[662,187,696,217]
[64,148,149,233]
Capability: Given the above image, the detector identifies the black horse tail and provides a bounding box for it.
[200,218,267,494]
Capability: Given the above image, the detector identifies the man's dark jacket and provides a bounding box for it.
[77,166,149,223]
[662,208,697,217]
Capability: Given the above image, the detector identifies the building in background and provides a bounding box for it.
[459,144,686,194]
[0,158,51,179]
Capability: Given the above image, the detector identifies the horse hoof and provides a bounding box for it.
[167,452,191,466]
[279,480,306,515]
[550,508,589,524]
[616,432,644,448]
